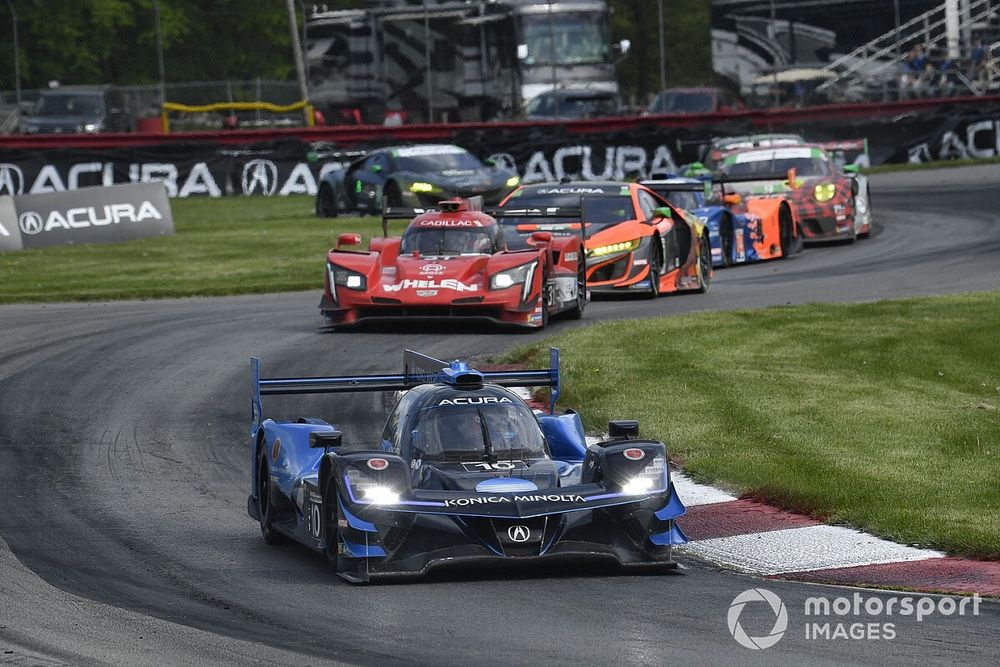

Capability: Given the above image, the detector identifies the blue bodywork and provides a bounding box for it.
[247,350,688,582]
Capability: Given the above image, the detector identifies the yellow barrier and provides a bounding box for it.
[160,100,314,133]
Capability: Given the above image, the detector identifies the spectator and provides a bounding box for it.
[970,37,987,82]
[900,46,921,98]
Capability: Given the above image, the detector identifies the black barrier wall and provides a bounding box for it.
[1,101,998,198]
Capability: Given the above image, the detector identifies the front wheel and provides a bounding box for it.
[645,237,662,299]
[316,185,338,218]
[778,203,794,257]
[718,216,733,268]
[323,477,341,568]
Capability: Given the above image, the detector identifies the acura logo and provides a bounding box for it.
[18,211,43,235]
[241,159,278,196]
[0,164,24,196]
[507,525,530,543]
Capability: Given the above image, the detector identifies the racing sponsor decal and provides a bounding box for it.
[438,396,512,406]
[733,147,819,163]
[15,201,163,235]
[272,439,281,461]
[419,263,445,275]
[367,457,389,471]
[309,501,322,538]
[383,279,477,293]
[413,219,484,228]
[508,525,531,542]
[442,493,586,508]
[461,460,526,472]
[535,187,605,195]
[623,448,645,461]
[415,290,438,297]
[394,145,466,157]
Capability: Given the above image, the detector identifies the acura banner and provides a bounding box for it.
[0,181,174,252]
[0,100,998,199]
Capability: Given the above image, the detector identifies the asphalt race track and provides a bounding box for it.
[1,167,998,665]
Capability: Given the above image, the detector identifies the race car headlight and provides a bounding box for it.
[505,175,520,188]
[622,454,667,495]
[587,238,641,258]
[329,263,366,291]
[409,182,437,193]
[490,260,537,301]
[346,469,400,505]
[813,183,837,202]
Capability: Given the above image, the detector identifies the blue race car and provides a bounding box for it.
[248,349,688,583]
[641,176,766,268]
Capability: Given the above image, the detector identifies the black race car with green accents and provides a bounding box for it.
[316,144,521,217]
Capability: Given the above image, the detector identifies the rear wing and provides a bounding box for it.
[251,348,562,430]
[380,195,483,236]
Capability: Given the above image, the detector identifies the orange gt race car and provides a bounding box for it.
[497,182,712,297]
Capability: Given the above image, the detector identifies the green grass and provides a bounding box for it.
[513,293,1000,558]
[862,155,1000,175]
[0,196,406,303]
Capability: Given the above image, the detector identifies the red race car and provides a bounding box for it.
[319,199,586,329]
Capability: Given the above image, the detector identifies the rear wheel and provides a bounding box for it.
[566,255,586,320]
[718,216,733,267]
[316,185,338,218]
[645,237,662,299]
[858,187,872,239]
[695,232,712,294]
[257,453,288,545]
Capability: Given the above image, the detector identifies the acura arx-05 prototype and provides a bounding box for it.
[248,349,689,582]
[319,198,586,328]
[498,182,712,297]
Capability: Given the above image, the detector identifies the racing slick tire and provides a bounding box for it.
[778,202,794,258]
[566,258,587,320]
[645,236,662,299]
[257,451,289,545]
[316,184,339,218]
[719,215,734,268]
[695,231,712,294]
[322,476,342,570]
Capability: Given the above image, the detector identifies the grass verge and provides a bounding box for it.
[0,196,404,303]
[513,293,1000,558]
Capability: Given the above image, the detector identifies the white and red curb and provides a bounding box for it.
[672,470,1000,597]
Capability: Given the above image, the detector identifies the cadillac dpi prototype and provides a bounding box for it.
[319,198,586,328]
[716,145,871,243]
[641,176,800,268]
[498,182,712,297]
[248,349,689,582]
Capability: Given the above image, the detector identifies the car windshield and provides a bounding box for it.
[518,12,611,66]
[395,149,483,174]
[649,91,714,113]
[661,190,703,210]
[410,402,547,462]
[33,93,103,117]
[400,228,497,255]
[526,93,618,118]
[500,194,634,238]
[721,154,833,178]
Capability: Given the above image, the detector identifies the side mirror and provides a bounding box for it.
[843,164,860,174]
[337,233,362,249]
[530,231,553,245]
[653,206,672,219]
[608,420,639,439]
[371,164,382,173]
[723,193,742,206]
[310,430,342,449]
[484,157,497,168]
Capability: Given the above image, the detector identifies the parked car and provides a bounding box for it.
[525,89,623,120]
[20,85,132,134]
[645,87,741,114]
